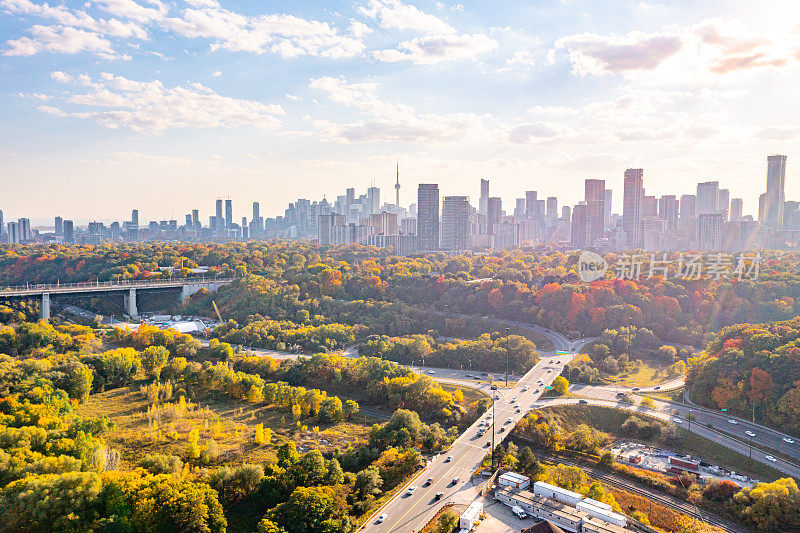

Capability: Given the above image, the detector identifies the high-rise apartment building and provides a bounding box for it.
[584,179,605,243]
[55,216,63,236]
[680,194,696,219]
[18,218,31,242]
[417,184,440,251]
[603,189,612,231]
[131,209,139,228]
[215,199,223,230]
[698,213,723,250]
[441,196,470,251]
[487,197,502,235]
[63,220,74,243]
[623,168,644,247]
[479,179,489,216]
[0,210,3,236]
[763,154,787,228]
[6,222,19,243]
[697,181,719,216]
[571,203,588,248]
[225,199,233,228]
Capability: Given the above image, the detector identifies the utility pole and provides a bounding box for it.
[504,327,511,387]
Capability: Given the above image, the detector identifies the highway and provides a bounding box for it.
[534,396,800,480]
[571,383,800,468]
[361,333,591,532]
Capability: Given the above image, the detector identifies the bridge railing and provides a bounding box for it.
[0,277,235,294]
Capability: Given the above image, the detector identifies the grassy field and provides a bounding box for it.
[539,404,786,482]
[78,385,375,469]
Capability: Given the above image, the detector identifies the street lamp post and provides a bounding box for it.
[504,327,511,387]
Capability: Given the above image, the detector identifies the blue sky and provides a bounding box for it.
[1,0,799,224]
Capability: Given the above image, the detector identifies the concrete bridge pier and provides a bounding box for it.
[124,288,138,317]
[40,293,50,320]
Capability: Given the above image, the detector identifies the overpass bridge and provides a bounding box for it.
[0,278,234,319]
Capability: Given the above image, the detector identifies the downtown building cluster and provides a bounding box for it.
[0,155,794,253]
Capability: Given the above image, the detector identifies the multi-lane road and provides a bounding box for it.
[360,335,590,532]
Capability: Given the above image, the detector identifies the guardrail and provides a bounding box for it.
[0,277,235,294]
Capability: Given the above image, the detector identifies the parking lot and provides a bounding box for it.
[475,496,540,533]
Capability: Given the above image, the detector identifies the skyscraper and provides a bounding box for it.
[441,196,470,251]
[571,203,588,248]
[18,218,31,243]
[225,199,233,228]
[697,181,719,216]
[479,179,489,216]
[623,168,644,248]
[417,184,439,251]
[680,195,696,219]
[0,210,3,236]
[718,188,730,221]
[584,179,605,243]
[603,189,612,231]
[367,186,380,215]
[215,199,223,230]
[763,154,787,228]
[546,197,558,227]
[658,195,679,230]
[55,216,63,236]
[131,209,139,228]
[525,191,538,218]
[7,222,19,244]
[487,197,502,235]
[63,220,74,243]
[730,198,743,221]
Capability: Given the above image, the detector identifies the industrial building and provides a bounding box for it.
[498,472,531,490]
[495,485,629,533]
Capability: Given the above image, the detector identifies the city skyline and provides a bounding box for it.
[2,0,800,219]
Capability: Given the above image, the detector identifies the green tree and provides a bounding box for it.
[141,346,170,378]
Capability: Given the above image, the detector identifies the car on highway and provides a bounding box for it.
[445,455,453,463]
[376,514,387,524]
[406,486,417,496]
[515,407,521,413]
[783,437,795,444]
[511,396,517,403]
[485,441,491,447]
[766,455,777,462]
[535,388,540,393]
[451,477,460,485]
[435,492,444,500]
[578,399,588,404]
[506,417,513,424]
[498,427,505,432]
[428,370,435,375]
[425,478,433,486]
[490,385,498,390]
[546,369,552,373]
[632,387,640,391]
[746,430,756,437]
[466,374,473,378]
[654,386,661,390]
[728,419,738,425]
[522,386,529,392]
[673,418,683,423]
[494,394,500,399]
[549,360,553,364]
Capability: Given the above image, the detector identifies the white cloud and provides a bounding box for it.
[211,70,221,76]
[4,25,120,58]
[373,32,497,64]
[41,71,285,133]
[166,7,365,58]
[507,122,574,143]
[555,31,683,75]
[358,0,454,34]
[348,20,373,39]
[94,0,168,23]
[309,75,487,143]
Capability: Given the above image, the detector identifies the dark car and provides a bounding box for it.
[435,492,444,500]
[485,441,491,447]
[578,399,588,404]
